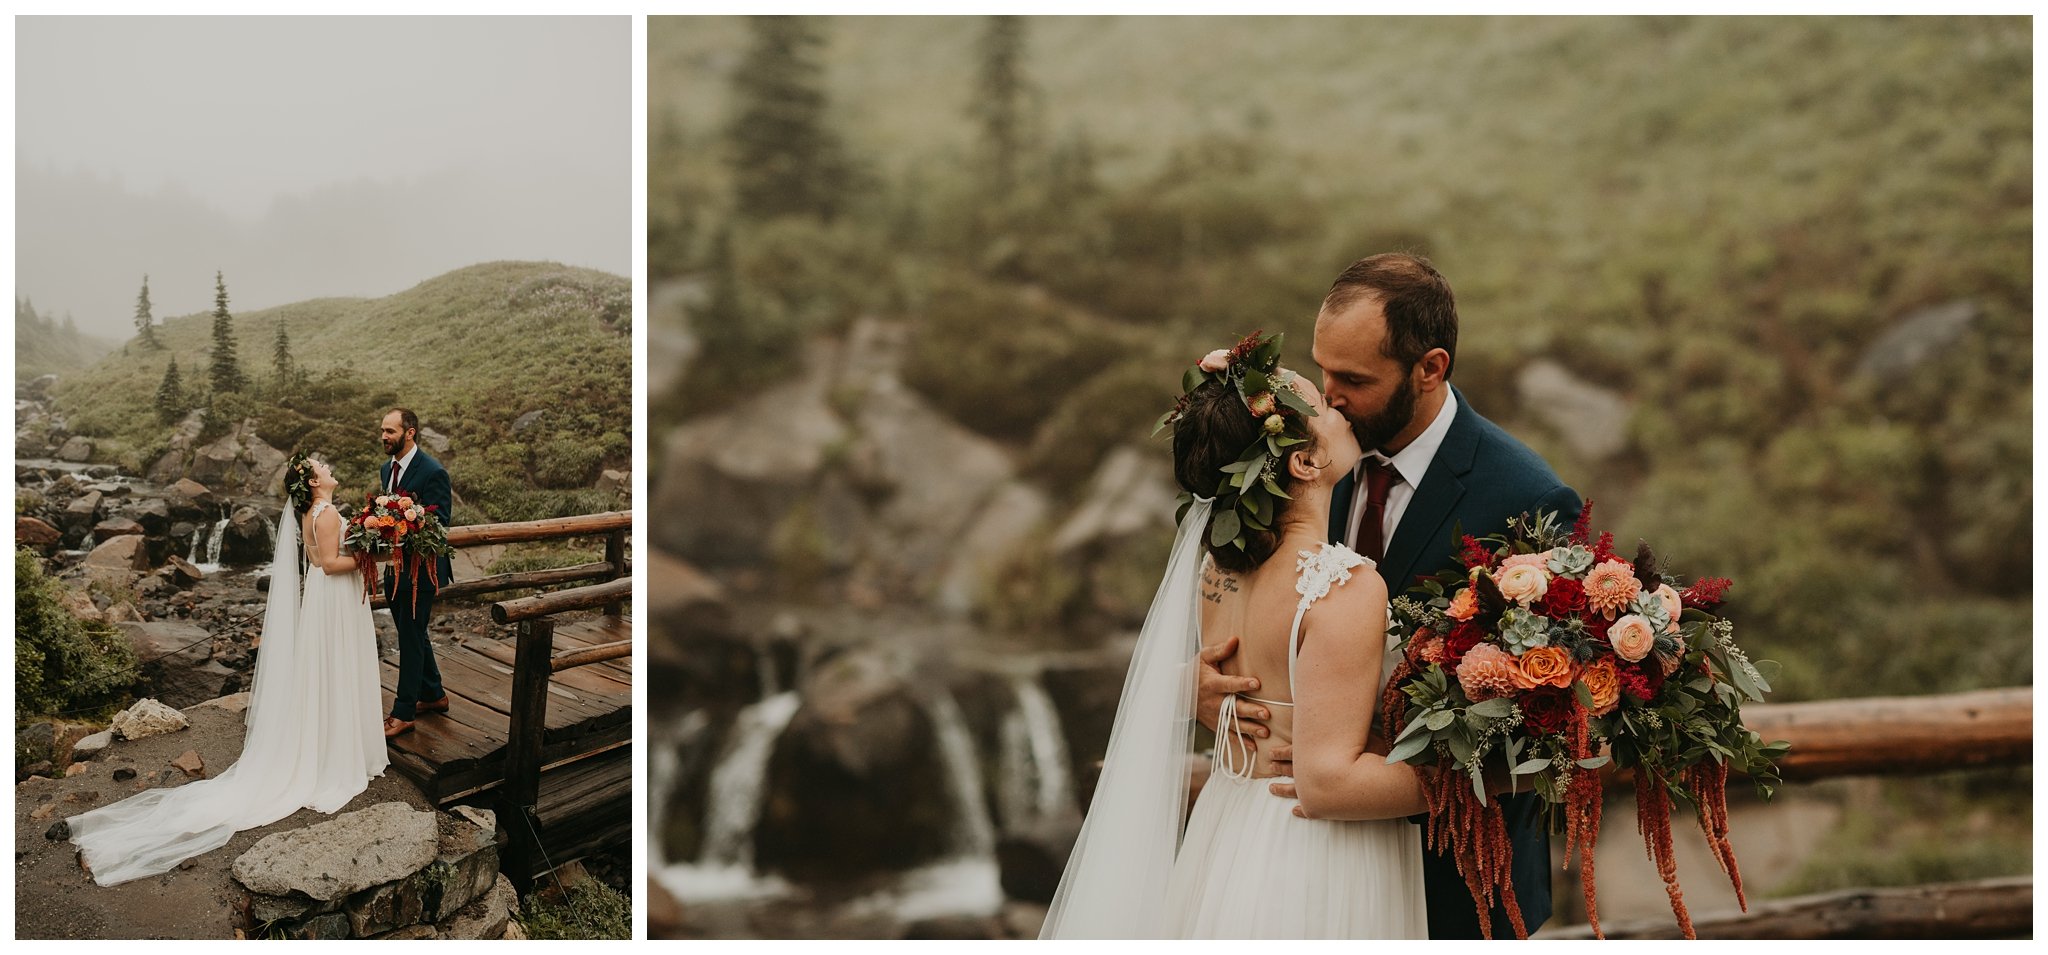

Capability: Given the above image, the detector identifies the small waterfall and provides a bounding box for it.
[999,674,1074,832]
[847,688,1004,922]
[656,691,800,902]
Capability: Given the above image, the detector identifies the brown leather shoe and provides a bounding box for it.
[383,716,415,738]
[417,696,451,714]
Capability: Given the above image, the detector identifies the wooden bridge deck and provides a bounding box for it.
[378,614,633,872]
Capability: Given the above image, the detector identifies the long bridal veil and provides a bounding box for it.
[67,504,311,885]
[1040,497,1210,938]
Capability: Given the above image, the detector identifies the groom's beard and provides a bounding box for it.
[1350,371,1418,454]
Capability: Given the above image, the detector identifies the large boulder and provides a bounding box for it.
[83,534,151,571]
[110,698,190,740]
[221,505,277,565]
[121,620,234,707]
[232,802,440,901]
[55,435,93,462]
[1515,359,1632,463]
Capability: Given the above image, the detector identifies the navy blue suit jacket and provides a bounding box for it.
[1329,385,1580,938]
[380,449,455,591]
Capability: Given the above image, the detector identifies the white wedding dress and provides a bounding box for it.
[67,500,389,886]
[1041,495,1425,939]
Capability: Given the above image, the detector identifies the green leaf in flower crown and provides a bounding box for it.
[1210,509,1241,549]
[1182,365,1206,394]
[1274,383,1316,417]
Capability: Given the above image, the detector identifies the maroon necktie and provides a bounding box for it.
[1359,457,1397,562]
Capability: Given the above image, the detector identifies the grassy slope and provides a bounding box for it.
[54,261,631,522]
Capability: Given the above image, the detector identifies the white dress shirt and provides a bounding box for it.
[387,445,419,492]
[1344,388,1459,552]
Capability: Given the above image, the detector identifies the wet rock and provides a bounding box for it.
[56,435,93,462]
[92,516,145,542]
[232,801,440,901]
[84,532,150,571]
[222,505,276,565]
[110,698,191,740]
[16,516,62,551]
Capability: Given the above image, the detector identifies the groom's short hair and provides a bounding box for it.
[1322,253,1459,378]
[391,407,420,437]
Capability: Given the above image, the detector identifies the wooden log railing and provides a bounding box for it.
[1543,876,2032,939]
[489,515,634,891]
[370,511,630,610]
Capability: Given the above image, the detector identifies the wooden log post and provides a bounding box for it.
[1542,876,2032,939]
[500,616,555,893]
[604,527,627,616]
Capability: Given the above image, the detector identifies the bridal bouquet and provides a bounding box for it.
[1380,503,1788,939]
[343,491,453,612]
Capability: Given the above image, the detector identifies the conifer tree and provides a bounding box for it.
[208,270,245,394]
[726,16,850,221]
[155,357,186,424]
[134,274,160,349]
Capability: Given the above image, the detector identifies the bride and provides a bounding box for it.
[67,454,388,886]
[1042,334,1433,939]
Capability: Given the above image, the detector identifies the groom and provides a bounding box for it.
[379,408,455,739]
[1197,253,1580,938]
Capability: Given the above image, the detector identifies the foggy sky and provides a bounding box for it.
[15,16,630,338]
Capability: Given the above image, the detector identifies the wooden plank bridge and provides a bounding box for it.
[369,511,634,885]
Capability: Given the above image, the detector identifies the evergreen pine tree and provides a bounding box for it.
[155,357,185,425]
[208,270,245,394]
[726,16,850,221]
[134,274,160,349]
[970,16,1034,197]
[272,317,293,386]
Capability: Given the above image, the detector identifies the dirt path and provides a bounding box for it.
[13,702,432,940]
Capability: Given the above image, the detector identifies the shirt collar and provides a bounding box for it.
[1368,388,1458,488]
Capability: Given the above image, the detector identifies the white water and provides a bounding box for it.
[656,691,801,903]
[1003,674,1074,831]
[841,689,1005,922]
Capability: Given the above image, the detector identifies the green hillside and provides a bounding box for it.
[54,261,631,523]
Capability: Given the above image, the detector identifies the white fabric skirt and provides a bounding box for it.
[1161,770,1428,939]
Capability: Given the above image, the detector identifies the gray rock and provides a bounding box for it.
[1515,358,1632,462]
[232,802,440,901]
[1857,300,1980,382]
[69,730,114,762]
[56,435,93,462]
[110,698,190,740]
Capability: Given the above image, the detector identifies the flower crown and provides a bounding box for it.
[285,450,316,514]
[1154,331,1320,553]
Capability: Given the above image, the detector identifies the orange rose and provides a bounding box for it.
[1515,645,1576,689]
[1446,588,1479,621]
[1581,658,1620,716]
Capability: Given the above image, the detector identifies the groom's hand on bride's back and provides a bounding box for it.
[1195,637,1267,742]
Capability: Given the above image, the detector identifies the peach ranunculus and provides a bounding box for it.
[1653,583,1683,633]
[1445,588,1480,621]
[1582,559,1642,617]
[1496,562,1550,606]
[1581,658,1621,716]
[1199,349,1231,373]
[1455,644,1523,701]
[1515,645,1577,690]
[1608,614,1658,662]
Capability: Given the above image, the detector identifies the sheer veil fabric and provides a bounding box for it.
[1040,497,1209,938]
[67,500,388,886]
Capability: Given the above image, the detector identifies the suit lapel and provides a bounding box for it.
[1380,388,1480,591]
